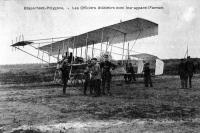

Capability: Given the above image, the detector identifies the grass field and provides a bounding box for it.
[0,64,55,84]
[1,76,200,132]
[0,62,200,133]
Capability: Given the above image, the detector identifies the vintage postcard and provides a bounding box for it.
[0,0,200,132]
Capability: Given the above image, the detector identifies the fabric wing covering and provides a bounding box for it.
[38,18,158,55]
[130,53,164,75]
[155,59,164,75]
[137,60,144,74]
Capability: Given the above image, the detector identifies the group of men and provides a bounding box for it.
[59,53,195,95]
[178,56,195,88]
[60,53,115,96]
[124,62,153,87]
[83,54,116,96]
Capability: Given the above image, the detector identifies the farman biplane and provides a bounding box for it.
[11,18,161,85]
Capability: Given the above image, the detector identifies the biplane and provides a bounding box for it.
[11,17,159,85]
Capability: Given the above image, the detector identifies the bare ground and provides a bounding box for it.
[1,75,200,132]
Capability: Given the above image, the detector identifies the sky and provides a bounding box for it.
[0,0,200,64]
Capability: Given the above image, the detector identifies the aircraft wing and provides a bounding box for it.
[11,41,33,47]
[38,18,158,55]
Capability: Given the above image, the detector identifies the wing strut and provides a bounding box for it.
[184,44,188,58]
[76,47,77,57]
[85,33,88,61]
[106,40,109,52]
[92,42,94,58]
[100,29,104,52]
[72,37,76,63]
[122,33,127,64]
[42,51,44,63]
[81,46,83,58]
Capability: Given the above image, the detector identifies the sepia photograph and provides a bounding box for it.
[0,0,200,132]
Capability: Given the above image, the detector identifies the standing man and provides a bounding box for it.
[143,62,153,87]
[83,64,91,95]
[60,58,71,94]
[128,63,136,82]
[100,54,116,95]
[178,59,187,88]
[90,58,101,97]
[124,63,129,83]
[185,56,195,88]
[83,61,93,95]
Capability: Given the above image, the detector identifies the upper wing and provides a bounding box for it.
[38,18,158,55]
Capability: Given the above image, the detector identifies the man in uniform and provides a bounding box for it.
[60,58,71,94]
[83,64,90,95]
[90,58,101,97]
[124,63,129,83]
[178,59,187,88]
[143,62,153,87]
[185,56,195,88]
[83,61,93,95]
[128,63,136,82]
[100,54,116,95]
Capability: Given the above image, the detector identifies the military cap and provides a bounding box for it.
[91,58,97,61]
[103,54,109,58]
